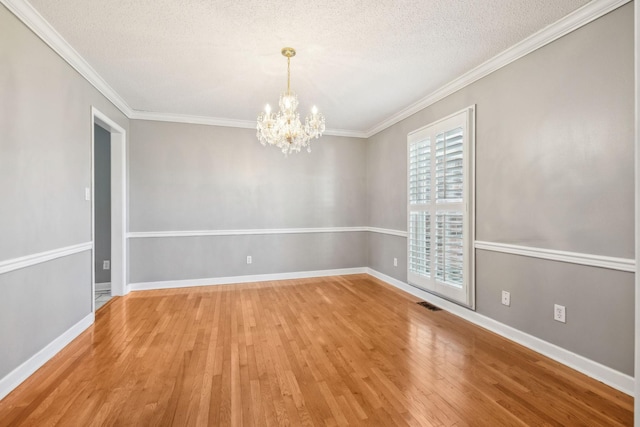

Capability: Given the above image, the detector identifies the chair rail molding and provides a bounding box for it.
[474,241,635,273]
[127,227,408,239]
[0,242,93,275]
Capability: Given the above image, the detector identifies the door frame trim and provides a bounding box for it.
[91,107,128,313]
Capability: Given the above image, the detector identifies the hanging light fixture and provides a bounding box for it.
[256,47,325,155]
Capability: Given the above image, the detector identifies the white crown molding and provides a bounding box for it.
[4,0,628,139]
[475,241,635,273]
[0,0,133,117]
[129,110,367,138]
[365,268,634,396]
[3,0,364,137]
[0,242,93,275]
[0,312,94,400]
[364,0,632,138]
[130,267,367,291]
[323,128,368,138]
[129,111,256,130]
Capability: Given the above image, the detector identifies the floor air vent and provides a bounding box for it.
[417,301,442,311]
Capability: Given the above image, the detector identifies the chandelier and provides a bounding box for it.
[256,47,325,155]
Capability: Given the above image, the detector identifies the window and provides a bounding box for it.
[407,107,475,307]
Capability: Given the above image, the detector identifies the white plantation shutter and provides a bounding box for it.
[407,107,474,307]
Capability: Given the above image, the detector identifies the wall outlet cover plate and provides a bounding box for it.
[501,291,510,306]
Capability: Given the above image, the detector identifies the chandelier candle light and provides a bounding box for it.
[256,47,325,155]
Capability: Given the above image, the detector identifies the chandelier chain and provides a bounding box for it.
[287,56,291,96]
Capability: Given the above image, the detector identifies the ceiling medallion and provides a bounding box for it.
[256,47,326,155]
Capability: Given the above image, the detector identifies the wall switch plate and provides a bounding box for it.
[103,260,110,270]
[393,257,398,267]
[85,187,91,201]
[501,290,510,306]
[554,304,566,323]
[246,256,252,264]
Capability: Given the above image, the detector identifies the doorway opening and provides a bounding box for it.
[91,107,128,313]
[94,123,112,309]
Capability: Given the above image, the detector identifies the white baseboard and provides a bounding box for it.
[365,268,634,396]
[0,312,94,401]
[1,269,631,405]
[95,282,111,292]
[129,267,368,291]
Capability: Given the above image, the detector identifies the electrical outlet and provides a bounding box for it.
[501,290,510,306]
[393,257,398,267]
[246,256,252,264]
[103,260,110,270]
[85,187,91,201]
[554,304,566,323]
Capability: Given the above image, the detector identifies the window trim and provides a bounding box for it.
[407,105,476,309]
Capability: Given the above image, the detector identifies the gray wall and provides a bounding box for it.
[130,233,368,283]
[476,250,634,373]
[0,0,634,392]
[0,252,91,379]
[129,121,368,282]
[368,233,407,282]
[0,4,128,379]
[366,4,634,375]
[94,124,111,284]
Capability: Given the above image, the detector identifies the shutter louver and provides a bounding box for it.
[409,212,430,277]
[435,212,463,287]
[409,138,430,205]
[436,128,463,203]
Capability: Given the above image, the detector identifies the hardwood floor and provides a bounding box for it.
[0,274,632,426]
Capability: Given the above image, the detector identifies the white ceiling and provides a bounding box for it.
[27,0,590,134]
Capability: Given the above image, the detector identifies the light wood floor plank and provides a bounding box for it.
[0,274,632,426]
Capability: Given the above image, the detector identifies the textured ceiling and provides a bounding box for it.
[27,0,590,133]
